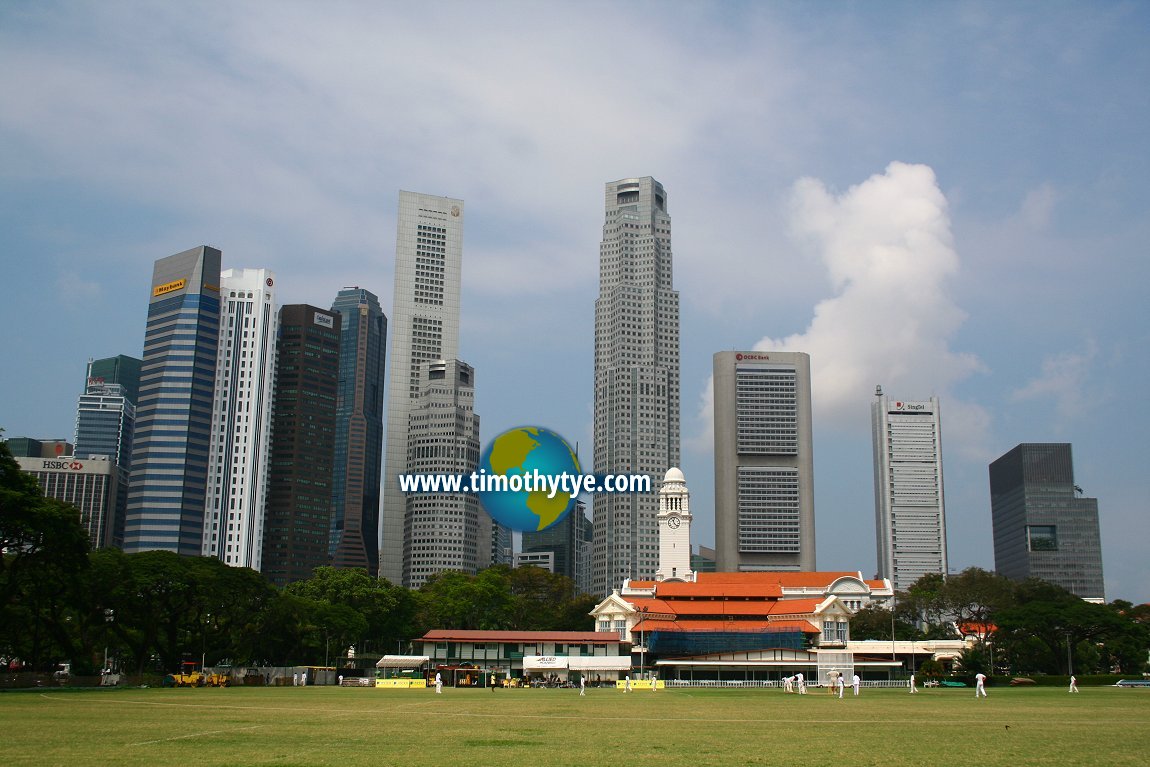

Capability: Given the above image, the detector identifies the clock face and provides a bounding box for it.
[667,515,681,529]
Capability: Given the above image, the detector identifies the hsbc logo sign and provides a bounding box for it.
[42,460,85,471]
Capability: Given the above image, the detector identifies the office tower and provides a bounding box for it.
[124,246,221,555]
[402,359,481,587]
[263,305,342,587]
[74,356,141,548]
[592,177,680,595]
[713,351,815,572]
[522,500,593,593]
[871,388,948,591]
[84,355,142,406]
[989,443,1105,601]
[381,191,464,584]
[5,438,72,458]
[201,269,278,570]
[329,287,387,576]
[14,455,121,549]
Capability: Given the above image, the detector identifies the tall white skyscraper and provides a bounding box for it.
[592,177,680,595]
[202,268,278,570]
[713,351,816,572]
[381,191,464,585]
[871,388,947,591]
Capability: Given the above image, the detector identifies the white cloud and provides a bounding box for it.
[756,162,987,429]
[1011,340,1099,421]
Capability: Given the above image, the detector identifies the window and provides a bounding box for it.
[1027,525,1058,552]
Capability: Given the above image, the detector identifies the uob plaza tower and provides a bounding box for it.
[592,177,680,595]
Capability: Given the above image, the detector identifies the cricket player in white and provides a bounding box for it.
[975,672,987,698]
[852,673,860,696]
[1069,675,1079,693]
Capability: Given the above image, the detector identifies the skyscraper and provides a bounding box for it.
[74,356,141,549]
[202,269,278,570]
[124,246,221,555]
[592,177,680,595]
[871,387,948,591]
[381,191,464,584]
[402,359,481,587]
[713,351,815,572]
[521,500,593,593]
[330,287,387,576]
[263,304,342,587]
[15,455,121,549]
[989,443,1105,601]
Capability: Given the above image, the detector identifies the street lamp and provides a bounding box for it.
[103,609,115,673]
[1066,633,1074,677]
[637,606,648,680]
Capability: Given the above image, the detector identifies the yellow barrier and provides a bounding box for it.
[375,678,428,689]
[615,680,664,690]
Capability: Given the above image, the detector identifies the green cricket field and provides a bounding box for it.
[3,684,1147,767]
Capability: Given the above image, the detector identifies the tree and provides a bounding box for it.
[287,567,418,655]
[847,604,918,641]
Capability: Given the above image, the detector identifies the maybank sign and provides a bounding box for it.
[153,278,187,297]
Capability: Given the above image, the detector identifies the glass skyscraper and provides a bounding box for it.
[124,246,221,555]
[330,287,387,576]
[990,443,1105,601]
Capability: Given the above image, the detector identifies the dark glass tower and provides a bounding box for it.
[124,246,221,555]
[989,443,1105,601]
[329,287,387,576]
[263,305,342,586]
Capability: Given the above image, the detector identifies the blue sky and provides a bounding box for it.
[2,1,1147,601]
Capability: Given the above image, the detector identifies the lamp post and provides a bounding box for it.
[103,608,115,673]
[1066,633,1073,677]
[637,606,648,679]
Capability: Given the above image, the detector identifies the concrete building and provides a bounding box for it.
[329,287,387,576]
[83,355,142,406]
[990,443,1105,601]
[871,387,948,591]
[381,191,464,584]
[402,359,483,588]
[592,177,680,595]
[17,455,121,549]
[124,246,221,556]
[202,269,278,570]
[263,304,342,587]
[713,351,815,572]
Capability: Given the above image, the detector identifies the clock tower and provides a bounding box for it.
[656,467,694,582]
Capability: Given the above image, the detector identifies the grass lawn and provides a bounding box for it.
[3,684,1147,767]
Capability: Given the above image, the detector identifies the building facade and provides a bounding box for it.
[989,443,1105,601]
[262,304,342,587]
[521,500,593,593]
[871,388,948,591]
[201,269,278,570]
[17,455,121,549]
[592,177,680,595]
[713,351,816,572]
[329,287,387,576]
[381,191,464,584]
[402,359,482,588]
[73,358,140,549]
[124,246,221,555]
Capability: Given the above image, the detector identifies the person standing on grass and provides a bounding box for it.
[836,674,845,699]
[909,673,917,693]
[796,672,806,694]
[1069,675,1079,693]
[435,671,443,694]
[852,673,860,696]
[783,675,794,693]
[580,676,586,696]
[975,672,987,698]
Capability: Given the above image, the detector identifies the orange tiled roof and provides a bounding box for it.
[631,618,820,634]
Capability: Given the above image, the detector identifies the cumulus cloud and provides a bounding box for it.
[756,162,986,427]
